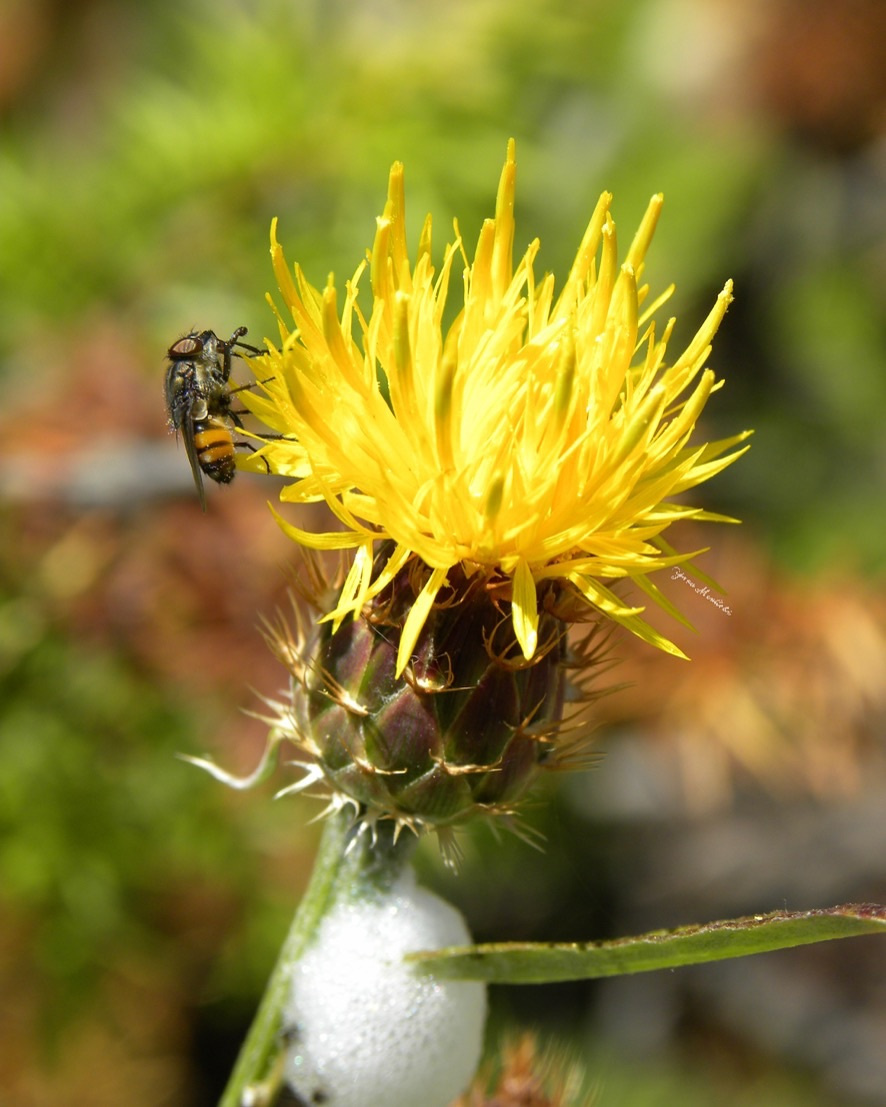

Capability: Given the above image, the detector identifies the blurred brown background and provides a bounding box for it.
[0,0,884,1103]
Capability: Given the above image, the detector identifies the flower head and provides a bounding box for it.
[245,140,750,678]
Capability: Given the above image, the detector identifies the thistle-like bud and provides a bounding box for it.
[269,547,606,846]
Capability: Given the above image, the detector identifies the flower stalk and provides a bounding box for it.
[218,808,417,1107]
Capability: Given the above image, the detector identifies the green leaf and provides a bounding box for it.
[407,904,886,983]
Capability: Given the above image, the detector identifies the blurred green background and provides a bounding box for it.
[1,0,884,1104]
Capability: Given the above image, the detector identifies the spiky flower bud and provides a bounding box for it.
[269,547,603,844]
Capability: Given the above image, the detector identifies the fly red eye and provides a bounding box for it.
[168,335,203,359]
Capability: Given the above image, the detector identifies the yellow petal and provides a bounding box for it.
[511,557,539,660]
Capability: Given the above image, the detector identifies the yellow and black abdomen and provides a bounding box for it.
[193,416,237,485]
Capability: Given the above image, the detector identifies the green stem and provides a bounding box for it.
[218,810,417,1107]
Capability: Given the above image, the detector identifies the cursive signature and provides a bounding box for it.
[670,566,733,615]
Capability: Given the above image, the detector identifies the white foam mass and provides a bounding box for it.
[283,868,486,1107]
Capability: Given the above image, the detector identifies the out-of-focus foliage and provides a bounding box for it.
[1,0,884,1103]
[0,0,766,337]
[3,0,884,569]
[456,1032,836,1107]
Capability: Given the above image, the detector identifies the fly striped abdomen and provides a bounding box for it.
[193,417,236,484]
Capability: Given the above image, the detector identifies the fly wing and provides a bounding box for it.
[179,415,208,512]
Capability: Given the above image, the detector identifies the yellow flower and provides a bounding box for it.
[245,140,751,676]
